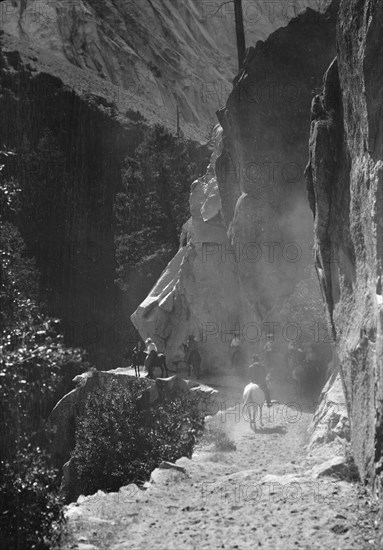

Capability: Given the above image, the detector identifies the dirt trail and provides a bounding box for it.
[64,376,378,550]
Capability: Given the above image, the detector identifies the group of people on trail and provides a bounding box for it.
[129,326,324,404]
[286,340,330,394]
[131,330,274,385]
[229,331,274,373]
[130,334,200,379]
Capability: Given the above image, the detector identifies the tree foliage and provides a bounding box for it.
[114,125,198,290]
[0,441,64,550]
[0,152,89,549]
[0,222,40,331]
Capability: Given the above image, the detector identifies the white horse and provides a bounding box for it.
[243,383,265,430]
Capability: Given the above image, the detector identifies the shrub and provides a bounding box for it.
[0,317,89,460]
[72,379,204,495]
[0,440,64,550]
[0,320,88,549]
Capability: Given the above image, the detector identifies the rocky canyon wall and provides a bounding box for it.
[132,5,338,371]
[307,0,383,498]
[0,45,154,365]
[0,0,323,142]
[0,0,324,365]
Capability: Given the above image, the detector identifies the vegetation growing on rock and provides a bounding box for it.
[72,379,205,495]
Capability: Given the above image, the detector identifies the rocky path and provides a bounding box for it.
[63,377,379,550]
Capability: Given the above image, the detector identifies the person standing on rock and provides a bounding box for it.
[248,354,271,407]
[145,337,157,378]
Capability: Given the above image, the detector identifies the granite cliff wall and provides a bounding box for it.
[132,6,338,371]
[306,0,382,500]
[1,0,323,141]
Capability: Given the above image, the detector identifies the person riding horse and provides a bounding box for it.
[248,354,271,407]
[145,337,157,378]
[143,337,169,378]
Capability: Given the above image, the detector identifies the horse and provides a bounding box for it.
[131,348,146,377]
[243,383,265,430]
[145,350,168,379]
[183,343,201,379]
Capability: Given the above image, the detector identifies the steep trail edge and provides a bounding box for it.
[63,378,377,549]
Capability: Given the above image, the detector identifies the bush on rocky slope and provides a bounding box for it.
[72,379,205,495]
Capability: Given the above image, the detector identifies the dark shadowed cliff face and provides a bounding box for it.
[0,48,137,364]
[216,5,338,324]
[307,0,383,497]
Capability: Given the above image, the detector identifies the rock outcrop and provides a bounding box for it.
[132,5,338,371]
[306,0,382,507]
[311,456,349,480]
[49,369,217,466]
[309,371,350,454]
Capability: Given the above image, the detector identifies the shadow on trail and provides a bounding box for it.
[260,425,287,435]
[251,425,288,435]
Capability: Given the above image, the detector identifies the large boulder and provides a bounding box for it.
[311,456,349,480]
